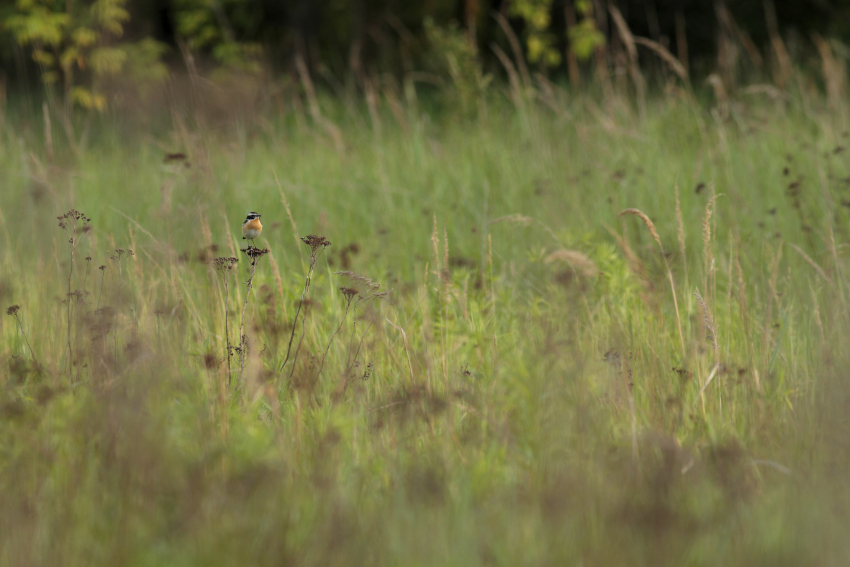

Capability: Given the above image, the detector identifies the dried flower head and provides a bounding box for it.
[242,247,270,260]
[340,287,358,302]
[212,257,239,271]
[98,265,106,271]
[57,209,91,231]
[302,235,331,263]
[6,305,20,316]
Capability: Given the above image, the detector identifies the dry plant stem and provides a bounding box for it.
[238,255,261,383]
[316,297,354,381]
[8,309,40,371]
[280,265,316,374]
[280,235,330,376]
[57,210,90,373]
[113,250,125,362]
[226,278,234,365]
[213,257,238,385]
[288,301,310,381]
[96,267,106,310]
[342,321,375,395]
[224,275,232,374]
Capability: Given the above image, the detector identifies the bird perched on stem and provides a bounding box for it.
[241,212,262,247]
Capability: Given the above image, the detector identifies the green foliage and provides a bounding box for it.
[568,0,605,60]
[172,0,262,72]
[509,0,561,67]
[424,18,491,117]
[3,0,166,110]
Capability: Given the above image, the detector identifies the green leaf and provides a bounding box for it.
[72,26,98,47]
[89,45,126,74]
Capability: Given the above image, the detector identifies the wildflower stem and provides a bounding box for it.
[316,295,354,382]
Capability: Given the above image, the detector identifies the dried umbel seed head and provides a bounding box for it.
[212,257,239,271]
[98,265,106,271]
[302,235,331,261]
[340,287,358,302]
[302,234,331,248]
[243,247,270,260]
[6,305,20,316]
[57,209,91,230]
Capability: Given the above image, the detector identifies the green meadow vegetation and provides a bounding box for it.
[3,71,850,564]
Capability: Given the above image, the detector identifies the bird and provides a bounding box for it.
[241,211,263,247]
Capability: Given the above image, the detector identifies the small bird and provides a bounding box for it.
[241,211,263,247]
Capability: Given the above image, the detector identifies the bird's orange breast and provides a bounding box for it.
[243,218,262,232]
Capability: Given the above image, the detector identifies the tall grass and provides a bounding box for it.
[1,78,850,566]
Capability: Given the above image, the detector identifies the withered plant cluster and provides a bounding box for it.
[4,209,139,384]
[8,206,391,420]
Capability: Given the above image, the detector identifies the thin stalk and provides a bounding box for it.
[7,307,40,371]
[280,264,315,373]
[238,251,264,383]
[316,291,355,381]
[279,235,330,376]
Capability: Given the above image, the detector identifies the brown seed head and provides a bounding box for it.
[618,208,663,251]
[6,305,20,316]
[213,257,239,271]
[302,234,331,251]
[243,247,270,259]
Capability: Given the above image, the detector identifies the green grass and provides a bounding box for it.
[2,89,850,566]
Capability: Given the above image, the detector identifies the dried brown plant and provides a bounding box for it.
[323,272,389,392]
[7,305,40,372]
[212,257,239,375]
[279,235,331,377]
[238,246,269,384]
[57,209,90,372]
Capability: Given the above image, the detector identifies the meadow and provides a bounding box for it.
[1,77,850,565]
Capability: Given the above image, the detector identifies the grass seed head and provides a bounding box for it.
[335,271,381,291]
[618,208,663,251]
[544,249,599,277]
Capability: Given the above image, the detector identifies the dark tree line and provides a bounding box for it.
[2,0,850,98]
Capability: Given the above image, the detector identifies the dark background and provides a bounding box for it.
[3,0,850,91]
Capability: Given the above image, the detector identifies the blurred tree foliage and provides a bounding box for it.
[3,0,168,110]
[3,0,850,108]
